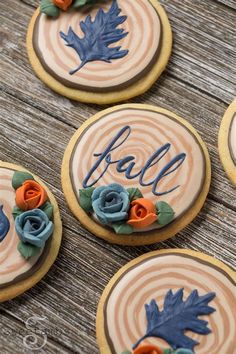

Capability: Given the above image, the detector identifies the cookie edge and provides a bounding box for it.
[218,99,236,186]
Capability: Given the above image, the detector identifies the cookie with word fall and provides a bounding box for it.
[62,104,211,245]
[218,99,236,186]
[97,249,236,354]
[0,161,62,302]
[27,0,172,104]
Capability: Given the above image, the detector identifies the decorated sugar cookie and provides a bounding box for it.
[62,104,211,245]
[27,0,172,104]
[97,249,236,354]
[0,161,62,302]
[218,99,236,186]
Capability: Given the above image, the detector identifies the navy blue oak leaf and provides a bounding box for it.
[0,205,10,242]
[60,0,129,75]
[133,288,216,351]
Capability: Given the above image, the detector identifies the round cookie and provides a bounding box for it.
[0,161,62,302]
[62,104,211,245]
[97,249,236,354]
[218,99,236,186]
[27,0,172,104]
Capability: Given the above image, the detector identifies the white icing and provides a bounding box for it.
[105,254,236,353]
[70,108,206,230]
[0,168,43,286]
[35,0,161,89]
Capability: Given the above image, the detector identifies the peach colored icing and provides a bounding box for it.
[0,168,43,286]
[229,114,236,164]
[70,108,206,230]
[34,0,161,89]
[104,253,236,354]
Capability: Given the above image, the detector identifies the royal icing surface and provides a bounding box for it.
[33,0,161,91]
[229,114,236,164]
[0,168,43,286]
[70,108,206,230]
[104,253,236,354]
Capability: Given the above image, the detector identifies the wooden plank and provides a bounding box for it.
[215,0,236,10]
[0,91,235,353]
[1,0,236,210]
[0,0,235,352]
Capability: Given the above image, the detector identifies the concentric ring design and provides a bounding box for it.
[70,108,205,228]
[33,0,161,90]
[0,168,43,286]
[104,254,236,353]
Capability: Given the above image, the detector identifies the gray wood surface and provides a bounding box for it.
[0,0,235,353]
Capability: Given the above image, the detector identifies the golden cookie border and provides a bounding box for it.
[96,248,236,354]
[0,161,62,302]
[26,1,172,104]
[218,99,236,186]
[61,104,211,246]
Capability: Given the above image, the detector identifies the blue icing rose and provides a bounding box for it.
[15,209,54,248]
[92,183,130,224]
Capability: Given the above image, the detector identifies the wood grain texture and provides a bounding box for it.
[0,0,235,353]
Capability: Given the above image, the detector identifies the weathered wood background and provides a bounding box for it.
[0,0,235,353]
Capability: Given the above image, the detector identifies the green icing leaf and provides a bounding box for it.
[72,0,92,8]
[79,187,95,212]
[156,201,175,226]
[12,171,34,190]
[40,201,54,220]
[112,223,133,235]
[17,241,41,260]
[40,0,60,18]
[127,187,143,201]
[121,351,132,354]
[12,206,24,220]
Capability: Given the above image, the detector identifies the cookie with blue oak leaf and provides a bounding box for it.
[97,249,236,353]
[0,161,62,303]
[27,0,172,104]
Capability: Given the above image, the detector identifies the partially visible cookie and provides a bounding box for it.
[218,99,236,186]
[0,161,62,302]
[62,104,211,245]
[97,249,236,354]
[27,0,172,104]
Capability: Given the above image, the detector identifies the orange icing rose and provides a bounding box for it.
[127,198,157,228]
[53,0,72,11]
[15,180,47,211]
[133,345,163,354]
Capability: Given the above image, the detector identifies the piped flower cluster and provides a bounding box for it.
[79,183,174,234]
[12,171,54,259]
[40,0,95,18]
